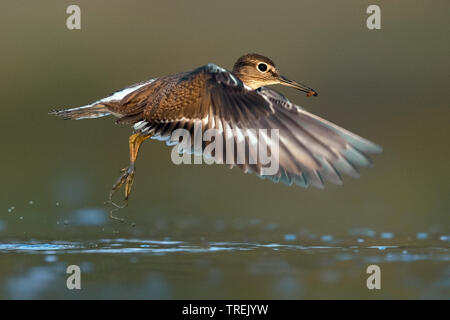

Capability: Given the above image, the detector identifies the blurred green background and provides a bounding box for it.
[0,0,448,299]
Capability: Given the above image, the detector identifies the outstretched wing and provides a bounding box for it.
[132,64,382,188]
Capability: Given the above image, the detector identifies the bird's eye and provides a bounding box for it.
[257,63,268,72]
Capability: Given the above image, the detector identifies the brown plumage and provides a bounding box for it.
[51,53,381,212]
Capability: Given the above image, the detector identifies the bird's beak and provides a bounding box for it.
[278,75,318,97]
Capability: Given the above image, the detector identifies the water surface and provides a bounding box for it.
[1,231,448,299]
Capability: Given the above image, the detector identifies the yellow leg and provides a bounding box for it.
[108,133,150,210]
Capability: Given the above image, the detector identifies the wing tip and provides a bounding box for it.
[362,141,383,154]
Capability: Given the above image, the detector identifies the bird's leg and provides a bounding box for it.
[108,133,150,209]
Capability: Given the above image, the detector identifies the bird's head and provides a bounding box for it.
[232,53,318,97]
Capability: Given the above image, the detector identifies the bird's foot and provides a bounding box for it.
[104,165,136,222]
[112,165,136,200]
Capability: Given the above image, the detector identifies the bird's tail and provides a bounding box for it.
[49,103,111,120]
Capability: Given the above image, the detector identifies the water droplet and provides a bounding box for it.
[284,234,297,241]
[380,232,394,239]
[320,235,333,242]
[416,232,428,240]
[28,201,34,205]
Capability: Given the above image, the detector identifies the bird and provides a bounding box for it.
[50,53,381,211]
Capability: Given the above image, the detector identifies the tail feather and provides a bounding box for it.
[49,103,111,120]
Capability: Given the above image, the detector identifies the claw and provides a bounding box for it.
[124,171,135,201]
[109,165,136,199]
[105,165,136,222]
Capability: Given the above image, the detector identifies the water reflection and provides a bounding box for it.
[6,266,59,299]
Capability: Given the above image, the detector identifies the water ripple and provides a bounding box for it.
[0,239,448,262]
